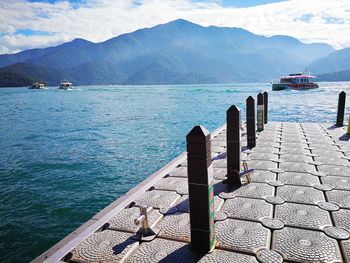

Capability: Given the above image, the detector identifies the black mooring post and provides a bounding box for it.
[187,125,215,253]
[257,93,264,132]
[336,91,346,127]
[226,105,242,188]
[246,96,256,148]
[263,91,268,124]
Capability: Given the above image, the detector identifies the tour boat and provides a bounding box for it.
[29,81,46,89]
[272,73,319,91]
[58,80,73,89]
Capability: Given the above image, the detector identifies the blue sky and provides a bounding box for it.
[0,0,349,54]
[28,0,84,3]
[28,0,287,6]
[25,0,289,9]
[197,0,287,7]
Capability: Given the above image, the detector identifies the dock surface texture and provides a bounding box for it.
[35,122,350,263]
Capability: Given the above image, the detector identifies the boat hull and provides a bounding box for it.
[288,83,319,90]
[272,83,288,91]
[58,87,73,90]
[272,83,319,91]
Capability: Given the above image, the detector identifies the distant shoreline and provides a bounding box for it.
[1,80,350,89]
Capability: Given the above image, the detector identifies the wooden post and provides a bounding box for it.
[347,115,350,135]
[187,126,215,253]
[246,96,256,148]
[257,93,264,132]
[336,91,346,127]
[263,91,268,124]
[226,106,242,188]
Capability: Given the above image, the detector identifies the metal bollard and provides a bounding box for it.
[226,105,242,188]
[263,91,268,124]
[257,93,264,132]
[133,205,158,241]
[336,91,346,127]
[187,125,215,253]
[246,96,256,148]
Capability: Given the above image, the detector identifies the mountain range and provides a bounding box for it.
[0,19,349,87]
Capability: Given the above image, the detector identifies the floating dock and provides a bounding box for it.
[34,93,350,263]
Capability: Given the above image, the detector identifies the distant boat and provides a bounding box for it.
[272,73,319,91]
[58,80,73,90]
[29,81,46,89]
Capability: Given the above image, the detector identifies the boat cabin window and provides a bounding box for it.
[281,78,293,83]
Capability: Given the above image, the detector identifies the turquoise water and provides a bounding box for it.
[0,82,349,262]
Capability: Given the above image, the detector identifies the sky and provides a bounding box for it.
[0,0,349,54]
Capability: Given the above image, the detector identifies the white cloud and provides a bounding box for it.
[0,0,349,54]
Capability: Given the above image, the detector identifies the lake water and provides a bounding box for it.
[0,82,349,262]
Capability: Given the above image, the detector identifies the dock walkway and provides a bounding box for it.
[35,122,350,263]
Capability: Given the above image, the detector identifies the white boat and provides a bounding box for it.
[58,80,73,89]
[29,81,46,89]
[272,73,319,91]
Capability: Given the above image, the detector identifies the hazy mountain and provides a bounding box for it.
[0,19,337,86]
[0,63,63,87]
[309,47,350,74]
[0,47,56,68]
[317,69,350,82]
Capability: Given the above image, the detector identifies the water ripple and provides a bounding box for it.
[0,82,349,262]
